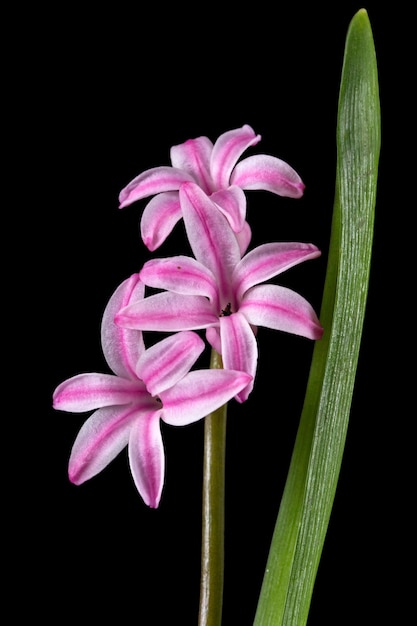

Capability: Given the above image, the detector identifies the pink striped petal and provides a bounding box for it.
[170,136,214,194]
[230,154,305,198]
[233,242,321,302]
[140,192,182,251]
[210,185,246,233]
[101,273,145,379]
[180,182,241,299]
[161,369,252,426]
[220,313,257,403]
[139,256,218,305]
[240,284,324,340]
[115,291,218,332]
[53,373,147,412]
[68,404,144,484]
[210,125,261,189]
[137,331,205,396]
[128,410,165,508]
[119,166,194,208]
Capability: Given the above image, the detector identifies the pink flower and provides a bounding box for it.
[118,124,305,252]
[52,273,251,508]
[115,184,323,403]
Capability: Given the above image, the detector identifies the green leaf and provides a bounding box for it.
[253,9,380,626]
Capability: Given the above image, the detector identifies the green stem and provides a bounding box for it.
[198,349,227,626]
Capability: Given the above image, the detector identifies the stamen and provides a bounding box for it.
[220,303,232,316]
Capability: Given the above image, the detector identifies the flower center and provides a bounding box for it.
[220,302,233,317]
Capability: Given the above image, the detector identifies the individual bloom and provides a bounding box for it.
[115,183,323,403]
[118,124,305,252]
[53,273,251,508]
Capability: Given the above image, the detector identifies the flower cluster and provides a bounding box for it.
[53,124,323,508]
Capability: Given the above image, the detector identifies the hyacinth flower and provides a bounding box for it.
[52,273,251,508]
[118,124,305,252]
[115,183,323,403]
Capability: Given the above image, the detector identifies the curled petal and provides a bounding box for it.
[206,325,221,354]
[140,192,182,251]
[233,242,321,302]
[220,313,258,403]
[180,182,241,293]
[68,404,142,485]
[235,220,252,256]
[53,373,147,412]
[137,331,205,396]
[115,291,218,332]
[119,166,194,208]
[101,273,145,379]
[129,410,165,508]
[140,255,218,305]
[161,369,252,426]
[210,185,247,233]
[230,154,305,198]
[240,284,324,340]
[170,136,214,194]
[210,124,261,189]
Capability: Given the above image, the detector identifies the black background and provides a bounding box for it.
[20,2,409,624]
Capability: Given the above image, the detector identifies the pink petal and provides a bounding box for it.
[233,242,321,302]
[170,135,214,194]
[139,255,218,305]
[115,291,218,332]
[118,166,194,208]
[161,369,252,426]
[68,404,143,484]
[210,185,246,233]
[210,124,261,189]
[230,154,305,198]
[101,273,145,379]
[128,410,165,508]
[205,326,221,354]
[140,192,182,251]
[235,220,252,256]
[180,182,241,300]
[240,284,324,340]
[220,313,257,403]
[136,331,205,396]
[53,373,147,412]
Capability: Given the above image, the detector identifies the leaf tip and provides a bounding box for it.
[351,7,371,28]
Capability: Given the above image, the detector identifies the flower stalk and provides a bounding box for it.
[198,349,227,626]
